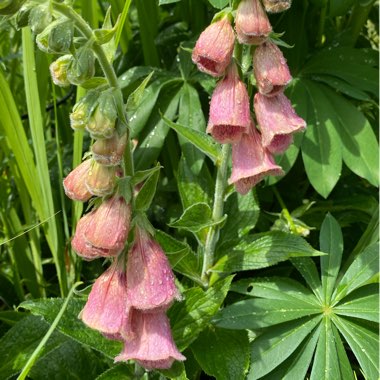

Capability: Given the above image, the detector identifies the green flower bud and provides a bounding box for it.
[0,0,25,16]
[15,2,34,29]
[36,18,74,54]
[67,47,95,85]
[49,55,72,87]
[86,91,117,139]
[69,90,99,130]
[29,4,52,35]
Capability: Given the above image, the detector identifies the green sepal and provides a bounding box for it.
[134,163,161,212]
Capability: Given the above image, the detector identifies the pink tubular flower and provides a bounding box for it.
[192,17,235,77]
[91,133,127,166]
[83,195,131,256]
[229,123,284,194]
[253,41,292,97]
[127,226,180,312]
[63,159,92,202]
[85,161,116,197]
[115,311,185,370]
[207,64,251,144]
[79,260,133,340]
[254,92,306,154]
[235,0,272,45]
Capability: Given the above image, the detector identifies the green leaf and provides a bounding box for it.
[191,327,250,380]
[80,76,108,89]
[332,243,379,303]
[212,232,324,273]
[126,71,154,113]
[19,298,122,358]
[95,364,135,380]
[163,116,221,163]
[247,316,322,379]
[213,297,320,329]
[320,214,344,304]
[134,164,161,212]
[159,0,182,4]
[159,361,188,379]
[300,80,342,198]
[169,202,226,233]
[168,276,233,351]
[332,315,379,380]
[208,0,229,9]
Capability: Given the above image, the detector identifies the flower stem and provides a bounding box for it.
[201,144,230,286]
[272,187,297,234]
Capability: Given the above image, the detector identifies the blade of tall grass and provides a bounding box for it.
[22,27,67,296]
[112,0,132,53]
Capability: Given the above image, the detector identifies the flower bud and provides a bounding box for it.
[207,63,250,144]
[15,2,33,28]
[69,91,99,130]
[254,92,306,153]
[67,47,95,85]
[115,311,185,370]
[86,91,117,139]
[91,132,127,166]
[49,55,71,87]
[28,4,52,35]
[235,0,272,45]
[63,159,92,202]
[253,41,292,97]
[79,260,133,340]
[229,122,284,194]
[85,161,117,197]
[262,0,292,13]
[83,195,131,256]
[192,17,235,77]
[0,0,24,15]
[126,226,181,313]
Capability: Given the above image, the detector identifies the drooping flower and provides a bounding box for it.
[235,0,272,45]
[254,92,306,153]
[192,17,235,77]
[229,122,284,194]
[253,41,292,97]
[63,159,92,202]
[92,132,127,166]
[115,311,185,370]
[207,63,251,144]
[49,54,71,87]
[79,260,133,340]
[85,161,117,197]
[127,226,180,312]
[262,0,292,13]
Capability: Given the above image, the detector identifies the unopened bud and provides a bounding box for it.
[29,4,52,35]
[69,91,98,130]
[262,0,292,13]
[92,133,127,166]
[49,55,71,87]
[67,47,95,85]
[15,2,33,28]
[85,160,116,197]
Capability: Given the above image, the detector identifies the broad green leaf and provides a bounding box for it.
[168,276,233,350]
[208,0,229,9]
[335,285,379,322]
[159,361,188,379]
[247,316,322,379]
[230,277,320,306]
[0,310,26,325]
[219,190,260,243]
[163,116,221,163]
[332,243,379,303]
[320,214,344,304]
[332,315,379,380]
[169,202,226,233]
[213,297,320,329]
[0,316,67,379]
[135,165,161,212]
[191,327,249,380]
[95,364,134,380]
[310,317,341,380]
[212,232,324,273]
[301,80,342,198]
[19,298,121,358]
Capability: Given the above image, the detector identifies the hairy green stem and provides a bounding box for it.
[201,144,230,285]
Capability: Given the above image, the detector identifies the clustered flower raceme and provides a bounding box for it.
[192,0,305,195]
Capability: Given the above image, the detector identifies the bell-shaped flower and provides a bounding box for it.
[63,159,92,202]
[83,195,131,257]
[127,226,180,312]
[192,17,235,77]
[79,260,133,340]
[253,41,292,97]
[115,311,185,370]
[207,63,250,144]
[229,122,284,194]
[85,161,117,197]
[262,0,292,13]
[92,132,127,166]
[235,0,272,45]
[254,92,306,153]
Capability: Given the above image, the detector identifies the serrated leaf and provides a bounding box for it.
[320,214,344,304]
[247,316,322,379]
[135,164,161,212]
[168,276,233,351]
[169,202,226,233]
[191,327,249,380]
[332,315,379,380]
[212,232,324,273]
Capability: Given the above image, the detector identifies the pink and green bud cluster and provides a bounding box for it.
[192,0,305,194]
